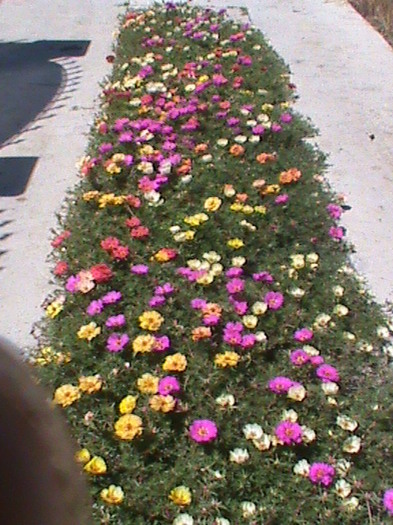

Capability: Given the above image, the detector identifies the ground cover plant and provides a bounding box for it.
[34,3,393,523]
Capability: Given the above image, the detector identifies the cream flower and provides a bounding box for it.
[229,448,249,464]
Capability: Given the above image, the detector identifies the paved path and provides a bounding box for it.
[1,0,393,352]
[0,0,126,351]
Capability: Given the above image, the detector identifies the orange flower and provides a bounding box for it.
[235,193,248,203]
[191,326,212,341]
[177,159,192,175]
[194,143,209,154]
[279,168,302,184]
[256,152,277,164]
[202,303,222,317]
[229,144,245,157]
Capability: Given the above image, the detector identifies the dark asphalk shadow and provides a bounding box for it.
[0,40,90,147]
[0,40,90,196]
[0,157,38,196]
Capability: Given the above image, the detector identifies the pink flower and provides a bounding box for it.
[153,335,171,352]
[190,298,207,310]
[65,275,80,293]
[225,267,243,278]
[158,376,181,396]
[268,376,294,394]
[275,421,303,445]
[290,349,309,366]
[329,226,344,241]
[293,328,313,342]
[203,315,220,326]
[189,420,218,443]
[309,463,335,487]
[326,203,342,220]
[274,194,289,205]
[86,300,104,316]
[106,333,129,352]
[241,334,256,349]
[316,364,340,383]
[105,314,126,328]
[383,489,393,516]
[252,271,274,283]
[232,300,248,316]
[310,355,324,367]
[101,291,122,304]
[264,291,284,310]
[131,264,149,275]
[226,278,245,295]
[149,295,166,308]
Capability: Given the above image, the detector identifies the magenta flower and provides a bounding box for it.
[153,335,171,352]
[293,328,313,342]
[65,275,80,293]
[203,315,220,326]
[101,291,122,305]
[383,489,393,516]
[149,295,166,308]
[309,463,335,487]
[329,226,344,241]
[310,355,324,367]
[241,334,257,349]
[106,333,129,352]
[225,267,243,278]
[158,376,181,396]
[252,271,274,283]
[326,203,342,219]
[280,113,293,124]
[189,420,218,443]
[275,421,303,445]
[264,291,284,310]
[232,300,248,316]
[290,349,309,366]
[105,314,126,328]
[131,264,149,275]
[86,299,104,316]
[275,194,289,205]
[316,364,340,383]
[190,298,207,310]
[268,376,294,394]
[226,278,245,295]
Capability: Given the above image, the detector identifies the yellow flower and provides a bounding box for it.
[101,485,125,505]
[114,414,143,441]
[230,202,244,212]
[204,197,222,212]
[139,310,164,331]
[75,448,91,464]
[105,162,122,175]
[254,205,267,214]
[163,353,187,372]
[82,190,100,202]
[242,315,258,329]
[196,272,214,286]
[137,373,159,394]
[84,456,107,475]
[53,384,81,407]
[290,254,305,269]
[169,486,192,506]
[119,395,138,414]
[78,375,103,394]
[132,334,155,354]
[184,230,195,241]
[46,300,64,319]
[215,351,240,368]
[77,322,101,341]
[227,238,244,250]
[184,213,209,226]
[149,394,176,413]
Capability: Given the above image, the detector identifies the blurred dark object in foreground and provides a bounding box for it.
[0,337,91,525]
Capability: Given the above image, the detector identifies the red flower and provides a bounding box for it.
[54,261,69,276]
[90,264,113,283]
[51,230,71,248]
[125,217,141,229]
[131,226,150,239]
[101,237,120,252]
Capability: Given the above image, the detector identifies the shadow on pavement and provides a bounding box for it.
[0,40,90,196]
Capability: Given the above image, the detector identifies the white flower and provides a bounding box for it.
[216,138,229,147]
[144,190,161,204]
[234,135,247,144]
[210,263,224,276]
[289,287,305,299]
[293,459,310,477]
[173,514,194,525]
[255,331,267,343]
[201,154,212,163]
[332,285,345,297]
[252,302,268,316]
[336,458,352,477]
[356,340,373,353]
[252,434,271,451]
[333,304,349,317]
[229,448,249,464]
[215,394,235,408]
[185,84,196,92]
[215,519,230,525]
[342,497,359,511]
[343,436,361,454]
[243,424,263,441]
[335,479,352,499]
[287,385,307,402]
[180,175,193,184]
[248,135,260,143]
[241,502,256,518]
[281,409,298,422]
[290,254,305,269]
[301,426,316,443]
[303,345,320,356]
[377,326,390,339]
[306,253,319,264]
[321,382,339,395]
[314,313,332,328]
[231,256,246,267]
[336,415,358,432]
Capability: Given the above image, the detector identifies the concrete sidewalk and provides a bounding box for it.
[0,0,126,351]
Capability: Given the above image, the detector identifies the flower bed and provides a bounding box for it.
[34,3,393,524]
